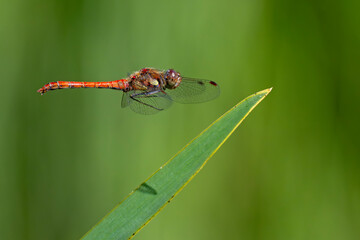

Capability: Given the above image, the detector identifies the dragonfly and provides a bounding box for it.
[37,68,220,114]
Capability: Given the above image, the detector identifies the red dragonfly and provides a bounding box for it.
[37,68,220,114]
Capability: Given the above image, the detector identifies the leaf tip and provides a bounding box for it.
[254,87,273,97]
[263,87,273,94]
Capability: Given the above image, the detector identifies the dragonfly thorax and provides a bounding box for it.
[128,68,166,91]
[128,68,182,91]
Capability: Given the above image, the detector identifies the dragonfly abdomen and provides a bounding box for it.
[37,80,129,95]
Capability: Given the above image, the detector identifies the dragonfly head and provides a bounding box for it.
[164,69,182,89]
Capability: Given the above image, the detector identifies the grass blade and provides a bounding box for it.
[81,88,272,240]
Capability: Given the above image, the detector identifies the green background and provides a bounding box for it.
[1,0,359,239]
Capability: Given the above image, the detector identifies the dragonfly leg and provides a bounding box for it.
[131,90,161,98]
[130,90,163,111]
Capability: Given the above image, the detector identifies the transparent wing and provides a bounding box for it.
[122,90,173,115]
[121,92,131,108]
[166,77,220,104]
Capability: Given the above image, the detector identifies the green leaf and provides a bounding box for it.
[81,88,272,240]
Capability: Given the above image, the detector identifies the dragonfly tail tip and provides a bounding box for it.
[37,87,46,95]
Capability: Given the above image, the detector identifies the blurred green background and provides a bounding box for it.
[1,0,360,239]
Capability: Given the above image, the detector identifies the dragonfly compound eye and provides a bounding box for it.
[165,69,182,89]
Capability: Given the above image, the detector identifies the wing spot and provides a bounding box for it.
[209,81,218,86]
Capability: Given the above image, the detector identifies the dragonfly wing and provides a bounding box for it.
[121,92,131,108]
[166,77,220,104]
[125,90,173,115]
